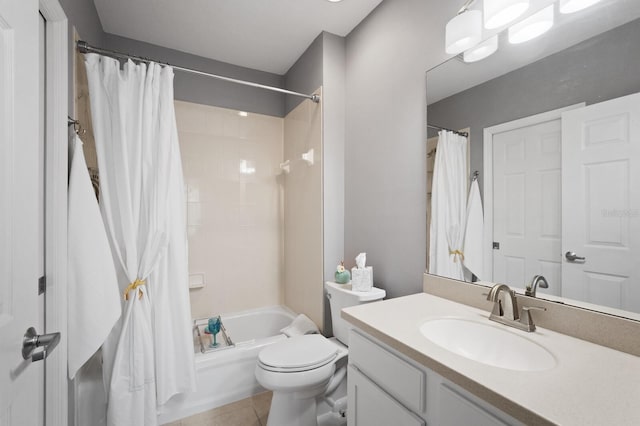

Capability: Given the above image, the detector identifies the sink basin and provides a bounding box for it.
[419,318,556,371]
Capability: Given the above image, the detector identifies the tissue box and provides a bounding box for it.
[351,266,373,292]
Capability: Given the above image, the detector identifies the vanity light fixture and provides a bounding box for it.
[484,0,530,29]
[508,5,554,44]
[559,0,601,14]
[464,35,499,63]
[445,8,483,54]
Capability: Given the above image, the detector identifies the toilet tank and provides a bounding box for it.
[325,281,386,346]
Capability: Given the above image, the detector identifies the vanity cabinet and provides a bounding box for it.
[348,366,425,426]
[347,329,520,426]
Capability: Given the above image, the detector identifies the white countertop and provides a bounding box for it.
[342,293,640,426]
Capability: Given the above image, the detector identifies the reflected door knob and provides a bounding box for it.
[565,251,586,262]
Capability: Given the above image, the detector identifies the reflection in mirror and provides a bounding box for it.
[426,0,640,319]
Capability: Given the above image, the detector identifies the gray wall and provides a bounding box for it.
[59,0,104,45]
[59,0,105,115]
[321,32,346,334]
[344,0,453,298]
[284,33,324,115]
[322,32,346,284]
[427,18,640,195]
[103,34,285,117]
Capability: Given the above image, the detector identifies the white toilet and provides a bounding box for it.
[255,281,386,426]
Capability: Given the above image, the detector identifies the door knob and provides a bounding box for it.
[565,251,586,262]
[22,327,61,362]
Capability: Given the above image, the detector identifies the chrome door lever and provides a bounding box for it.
[22,327,61,362]
[565,251,586,262]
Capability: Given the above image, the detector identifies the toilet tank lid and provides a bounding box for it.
[325,281,386,302]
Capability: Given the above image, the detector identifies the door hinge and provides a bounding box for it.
[493,242,500,250]
[38,276,46,295]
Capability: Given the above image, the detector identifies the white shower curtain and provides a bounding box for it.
[463,178,484,280]
[85,54,195,426]
[428,130,468,281]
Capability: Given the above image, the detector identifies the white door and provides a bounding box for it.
[561,92,640,313]
[0,0,45,424]
[492,119,562,294]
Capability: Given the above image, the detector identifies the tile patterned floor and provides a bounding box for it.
[164,391,272,426]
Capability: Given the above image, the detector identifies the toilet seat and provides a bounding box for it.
[258,335,338,373]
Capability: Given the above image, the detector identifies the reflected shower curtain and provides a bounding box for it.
[85,54,195,426]
[429,130,468,281]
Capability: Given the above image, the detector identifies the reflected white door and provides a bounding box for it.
[0,0,44,424]
[561,92,640,313]
[492,120,562,293]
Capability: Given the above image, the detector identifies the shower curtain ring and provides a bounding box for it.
[68,116,86,135]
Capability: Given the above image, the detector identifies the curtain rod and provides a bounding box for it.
[77,40,320,103]
[427,124,469,137]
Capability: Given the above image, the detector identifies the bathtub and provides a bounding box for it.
[157,305,296,424]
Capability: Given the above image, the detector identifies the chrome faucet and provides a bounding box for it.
[525,275,549,297]
[486,284,518,321]
[486,283,546,332]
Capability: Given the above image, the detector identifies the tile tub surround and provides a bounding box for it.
[176,95,325,327]
[342,293,640,426]
[422,274,640,357]
[176,101,285,318]
[283,91,324,330]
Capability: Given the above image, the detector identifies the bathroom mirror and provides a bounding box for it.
[426,0,640,320]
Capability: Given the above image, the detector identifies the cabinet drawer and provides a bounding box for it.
[348,365,425,426]
[349,330,426,413]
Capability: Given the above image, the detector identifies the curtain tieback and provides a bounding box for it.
[449,249,465,263]
[124,278,145,301]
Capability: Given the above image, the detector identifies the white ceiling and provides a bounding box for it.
[93,0,383,75]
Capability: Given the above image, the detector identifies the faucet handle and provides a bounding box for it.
[523,306,546,311]
[520,306,547,331]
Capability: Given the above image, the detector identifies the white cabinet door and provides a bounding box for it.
[0,0,44,425]
[561,92,640,313]
[349,330,426,414]
[439,384,509,426]
[492,119,562,294]
[347,366,425,426]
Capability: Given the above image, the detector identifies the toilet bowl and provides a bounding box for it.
[255,282,386,426]
[255,335,346,426]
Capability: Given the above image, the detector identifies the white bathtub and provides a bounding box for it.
[157,305,296,424]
